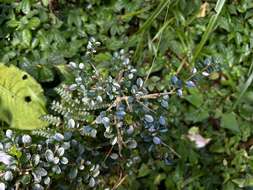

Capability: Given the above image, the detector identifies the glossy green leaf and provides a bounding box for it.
[22,29,32,47]
[28,17,41,30]
[21,0,31,14]
[7,20,20,28]
[8,145,22,158]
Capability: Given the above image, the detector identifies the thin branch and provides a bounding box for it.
[136,91,175,100]
[103,146,114,164]
[107,90,175,111]
[112,175,128,190]
[162,142,181,158]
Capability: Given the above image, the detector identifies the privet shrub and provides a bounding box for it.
[0,39,217,190]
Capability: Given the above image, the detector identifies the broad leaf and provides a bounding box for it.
[22,29,32,47]
[220,112,240,133]
[0,64,47,130]
[21,0,31,14]
[185,93,203,107]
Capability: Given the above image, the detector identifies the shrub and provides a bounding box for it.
[0,38,217,189]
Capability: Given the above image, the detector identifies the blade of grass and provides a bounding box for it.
[120,7,151,20]
[136,0,171,34]
[233,60,253,109]
[134,0,171,63]
[134,32,145,64]
[191,0,226,65]
[248,60,253,76]
[143,6,169,86]
[152,18,174,41]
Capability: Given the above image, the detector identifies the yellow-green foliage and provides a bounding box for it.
[0,64,47,130]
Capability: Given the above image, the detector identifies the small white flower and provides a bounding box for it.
[119,49,125,55]
[69,62,77,69]
[67,119,75,128]
[5,130,13,139]
[4,171,13,181]
[22,134,32,144]
[0,151,14,166]
[54,133,64,141]
[79,63,85,69]
[153,136,161,145]
[87,41,93,49]
[128,73,134,79]
[89,177,96,187]
[95,41,101,46]
[192,67,197,74]
[202,71,209,76]
[86,4,92,9]
[177,89,183,97]
[69,84,77,91]
[96,96,103,103]
[144,114,154,123]
[136,78,143,87]
[0,182,5,190]
[110,153,119,160]
[123,58,130,65]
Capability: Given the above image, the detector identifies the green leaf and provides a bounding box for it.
[244,91,253,103]
[38,66,54,82]
[28,17,41,30]
[20,174,32,185]
[55,64,75,84]
[22,29,32,47]
[8,145,22,158]
[21,0,31,14]
[221,112,240,133]
[6,20,20,28]
[0,64,48,130]
[94,53,112,63]
[41,0,49,6]
[138,164,150,177]
[185,93,203,107]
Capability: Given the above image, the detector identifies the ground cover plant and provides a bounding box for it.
[1,0,253,189]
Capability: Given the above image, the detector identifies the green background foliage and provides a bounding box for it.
[1,0,253,189]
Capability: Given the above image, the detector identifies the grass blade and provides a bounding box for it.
[143,6,169,85]
[191,0,226,64]
[233,61,253,109]
[134,0,171,63]
[136,0,171,34]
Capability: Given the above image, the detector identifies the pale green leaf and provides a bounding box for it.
[0,64,48,130]
[42,0,49,6]
[28,17,41,30]
[22,29,32,47]
[21,0,31,14]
